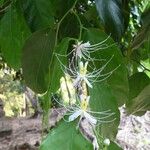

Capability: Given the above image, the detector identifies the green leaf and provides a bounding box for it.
[20,0,55,32]
[95,0,127,41]
[131,8,150,50]
[128,72,150,100]
[51,0,76,20]
[90,83,120,140]
[126,72,150,115]
[0,3,31,70]
[49,38,72,94]
[127,84,150,116]
[22,32,72,94]
[107,141,122,150]
[59,13,80,39]
[0,0,4,6]
[22,28,55,93]
[80,28,125,139]
[40,121,93,150]
[82,28,128,139]
[83,28,129,106]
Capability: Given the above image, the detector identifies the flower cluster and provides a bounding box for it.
[54,39,118,150]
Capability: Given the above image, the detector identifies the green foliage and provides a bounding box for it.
[0,0,150,149]
[107,141,122,150]
[20,0,55,32]
[83,28,129,106]
[127,72,150,115]
[22,28,55,93]
[40,120,93,150]
[0,68,23,116]
[82,28,127,139]
[0,2,31,70]
[0,0,4,6]
[130,8,150,51]
[90,83,120,140]
[95,0,129,41]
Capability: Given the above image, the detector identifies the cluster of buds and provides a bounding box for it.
[55,39,117,150]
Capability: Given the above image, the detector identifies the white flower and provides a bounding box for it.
[53,93,115,125]
[67,95,115,125]
[73,61,93,88]
[73,59,119,89]
[68,96,97,125]
[56,52,119,89]
[73,36,111,61]
[73,41,91,59]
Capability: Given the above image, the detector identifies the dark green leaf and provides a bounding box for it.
[22,28,55,93]
[95,0,127,41]
[20,0,55,32]
[0,3,31,69]
[59,13,80,39]
[82,28,129,139]
[131,8,150,50]
[127,72,150,115]
[127,84,150,116]
[83,28,129,106]
[0,0,4,6]
[49,38,72,94]
[83,5,102,28]
[40,121,93,150]
[51,0,76,20]
[128,72,150,100]
[90,83,120,140]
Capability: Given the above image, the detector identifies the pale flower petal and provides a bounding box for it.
[68,110,82,122]
[83,77,93,88]
[84,111,97,125]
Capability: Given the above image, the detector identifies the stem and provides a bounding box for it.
[43,0,78,125]
[54,0,78,47]
[72,10,83,41]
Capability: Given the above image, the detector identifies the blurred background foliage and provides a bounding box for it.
[0,54,36,117]
[0,55,24,116]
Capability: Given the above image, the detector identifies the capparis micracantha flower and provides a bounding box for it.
[72,36,112,61]
[52,94,115,150]
[53,94,115,126]
[68,95,115,125]
[52,39,118,150]
[56,54,119,89]
[55,36,113,62]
